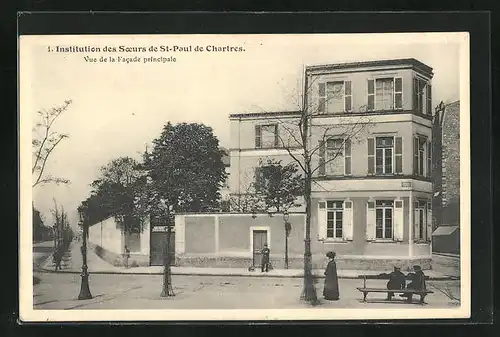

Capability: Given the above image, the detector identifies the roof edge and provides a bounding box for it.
[305,58,433,77]
[230,111,302,119]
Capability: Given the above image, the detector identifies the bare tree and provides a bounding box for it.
[227,172,265,213]
[32,100,72,188]
[258,73,373,304]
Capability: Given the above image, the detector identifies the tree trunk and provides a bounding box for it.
[161,213,175,297]
[302,170,318,303]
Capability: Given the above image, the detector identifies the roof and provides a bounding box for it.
[229,110,301,119]
[432,226,459,236]
[306,58,433,77]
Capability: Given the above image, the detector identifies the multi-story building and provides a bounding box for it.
[229,59,435,269]
[431,100,460,254]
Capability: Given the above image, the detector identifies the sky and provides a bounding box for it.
[21,33,467,228]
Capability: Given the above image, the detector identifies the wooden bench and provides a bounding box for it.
[356,287,434,304]
[356,276,434,305]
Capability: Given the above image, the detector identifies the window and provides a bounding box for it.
[376,137,394,174]
[255,124,279,148]
[318,138,351,176]
[413,135,429,176]
[376,200,393,239]
[318,81,352,114]
[326,139,344,175]
[414,200,428,241]
[254,167,268,189]
[376,78,394,110]
[413,77,432,115]
[326,201,343,239]
[367,77,403,111]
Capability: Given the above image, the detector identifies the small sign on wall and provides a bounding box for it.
[401,181,412,188]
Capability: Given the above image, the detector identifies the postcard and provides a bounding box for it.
[20,32,470,322]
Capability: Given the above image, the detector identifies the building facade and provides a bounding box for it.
[431,100,460,254]
[229,59,435,269]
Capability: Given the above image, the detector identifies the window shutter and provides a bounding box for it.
[426,201,432,242]
[427,140,432,177]
[318,140,326,176]
[366,201,376,241]
[367,138,375,175]
[414,200,420,241]
[394,77,403,109]
[255,125,262,148]
[413,77,419,111]
[413,137,419,175]
[395,137,403,174]
[318,201,327,240]
[344,80,352,112]
[367,79,375,111]
[342,200,353,241]
[274,124,279,148]
[318,83,326,113]
[344,139,352,175]
[393,199,404,241]
[426,84,432,115]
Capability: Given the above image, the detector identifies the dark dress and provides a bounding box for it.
[323,260,340,300]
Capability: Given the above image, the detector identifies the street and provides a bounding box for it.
[33,272,461,310]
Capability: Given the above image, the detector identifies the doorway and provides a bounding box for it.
[252,229,268,267]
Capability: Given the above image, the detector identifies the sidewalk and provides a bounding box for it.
[39,241,458,280]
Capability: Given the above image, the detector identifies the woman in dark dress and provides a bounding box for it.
[323,251,340,300]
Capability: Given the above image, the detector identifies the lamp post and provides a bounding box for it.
[78,210,92,300]
[283,211,291,269]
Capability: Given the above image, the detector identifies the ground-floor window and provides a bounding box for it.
[414,199,428,241]
[326,201,343,239]
[375,200,393,239]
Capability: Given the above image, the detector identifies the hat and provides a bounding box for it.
[326,251,336,258]
[393,266,401,270]
[413,265,422,271]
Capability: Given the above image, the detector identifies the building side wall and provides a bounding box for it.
[441,102,460,225]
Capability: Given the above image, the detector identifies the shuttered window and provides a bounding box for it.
[345,139,352,175]
[367,138,375,174]
[318,83,326,113]
[255,125,261,148]
[394,77,403,109]
[395,137,403,174]
[345,80,352,112]
[318,140,326,176]
[367,79,375,111]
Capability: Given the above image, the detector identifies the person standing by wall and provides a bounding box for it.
[123,245,130,269]
[323,251,340,301]
[261,244,270,273]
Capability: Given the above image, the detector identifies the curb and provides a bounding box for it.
[36,267,459,281]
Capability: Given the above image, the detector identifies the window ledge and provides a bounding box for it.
[322,239,351,244]
[367,239,401,243]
